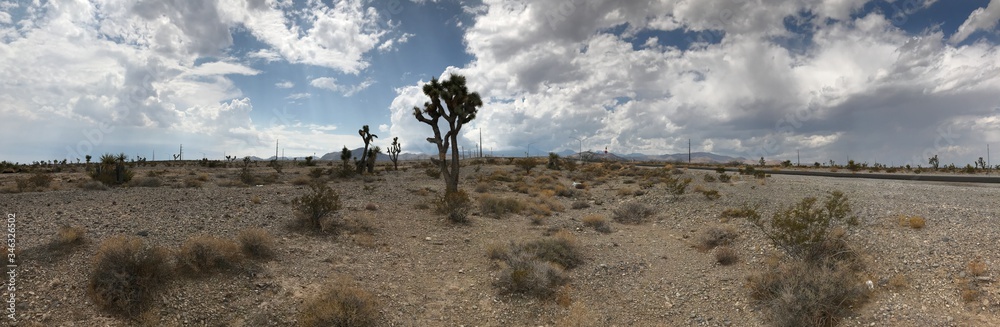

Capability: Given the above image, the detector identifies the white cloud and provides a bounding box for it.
[950,0,1000,44]
[386,0,1000,165]
[378,124,388,133]
[286,92,311,100]
[310,77,374,96]
[275,80,294,88]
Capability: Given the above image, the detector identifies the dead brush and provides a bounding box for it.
[714,246,739,265]
[88,236,173,318]
[51,225,87,250]
[612,202,654,224]
[696,225,738,251]
[237,228,275,260]
[299,277,381,327]
[175,235,244,276]
[582,214,612,233]
[478,194,526,218]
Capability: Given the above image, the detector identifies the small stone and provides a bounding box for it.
[137,230,149,237]
[425,237,432,241]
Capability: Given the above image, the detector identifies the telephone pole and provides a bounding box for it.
[688,139,691,164]
[275,140,279,160]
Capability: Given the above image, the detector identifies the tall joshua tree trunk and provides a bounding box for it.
[413,74,483,194]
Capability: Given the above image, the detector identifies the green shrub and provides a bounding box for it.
[91,153,133,186]
[88,236,172,317]
[292,183,342,232]
[747,191,857,260]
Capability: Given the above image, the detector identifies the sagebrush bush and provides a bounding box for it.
[299,278,380,327]
[237,228,275,260]
[612,202,654,224]
[478,195,525,218]
[128,176,162,188]
[88,236,173,317]
[436,190,473,223]
[494,253,569,299]
[292,183,342,231]
[747,259,870,327]
[175,235,244,276]
[519,231,584,269]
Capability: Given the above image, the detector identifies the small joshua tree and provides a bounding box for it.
[547,152,561,170]
[356,125,378,174]
[388,137,401,170]
[928,155,939,170]
[413,74,483,194]
[85,154,92,172]
[339,146,352,176]
[92,153,133,186]
[976,157,986,171]
[365,146,381,174]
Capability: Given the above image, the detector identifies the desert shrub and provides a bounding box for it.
[612,202,654,224]
[128,176,162,188]
[515,158,539,174]
[309,167,325,178]
[582,215,611,233]
[693,185,720,200]
[80,180,110,191]
[91,153,134,186]
[696,225,738,251]
[424,167,441,179]
[478,195,525,218]
[474,182,490,193]
[519,231,584,269]
[747,259,870,327]
[51,225,87,250]
[291,176,312,185]
[717,173,731,183]
[714,246,739,265]
[299,278,380,327]
[494,253,569,299]
[570,200,590,209]
[364,203,378,211]
[703,174,716,182]
[746,191,858,260]
[616,187,635,197]
[237,228,275,260]
[88,236,172,317]
[898,215,925,229]
[175,235,244,276]
[664,176,691,199]
[721,204,760,219]
[183,177,204,188]
[292,183,342,231]
[435,190,472,223]
[968,258,987,277]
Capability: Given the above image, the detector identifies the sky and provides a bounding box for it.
[2,0,1000,167]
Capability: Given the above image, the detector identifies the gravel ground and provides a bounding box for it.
[0,163,997,326]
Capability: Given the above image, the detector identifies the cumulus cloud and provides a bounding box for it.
[275,80,294,88]
[950,0,1000,44]
[387,0,1000,165]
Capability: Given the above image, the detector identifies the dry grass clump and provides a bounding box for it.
[250,195,262,204]
[237,228,275,260]
[714,246,739,265]
[888,273,908,289]
[364,203,378,211]
[478,194,526,218]
[897,215,926,229]
[489,231,584,269]
[80,180,110,191]
[616,187,635,197]
[291,176,312,185]
[693,185,721,200]
[175,235,244,276]
[299,278,381,327]
[88,236,173,317]
[490,232,580,299]
[570,200,590,209]
[128,176,163,188]
[967,258,987,277]
[582,214,612,233]
[52,225,87,249]
[612,202,654,224]
[696,225,738,251]
[747,259,871,327]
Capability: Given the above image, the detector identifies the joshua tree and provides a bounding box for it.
[976,157,986,170]
[413,74,483,193]
[759,157,766,167]
[547,152,561,170]
[356,125,378,174]
[85,154,92,172]
[340,146,352,173]
[366,146,381,173]
[388,137,401,170]
[928,155,939,170]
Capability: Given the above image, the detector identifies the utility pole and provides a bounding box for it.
[797,150,800,167]
[688,139,691,164]
[179,144,183,161]
[275,140,279,160]
[988,144,991,174]
[479,129,483,158]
